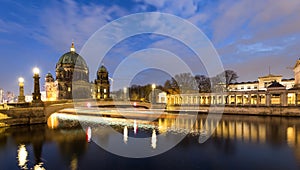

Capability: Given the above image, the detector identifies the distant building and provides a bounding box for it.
[4,91,15,103]
[25,95,32,102]
[158,92,167,103]
[45,73,57,101]
[0,88,3,103]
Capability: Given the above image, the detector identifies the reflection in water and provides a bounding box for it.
[33,163,45,170]
[17,144,28,169]
[86,127,92,143]
[287,126,295,147]
[70,155,78,170]
[47,113,59,129]
[151,129,157,149]
[3,113,300,169]
[133,120,137,134]
[17,144,46,170]
[123,126,128,144]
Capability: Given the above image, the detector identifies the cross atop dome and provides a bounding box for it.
[70,41,76,52]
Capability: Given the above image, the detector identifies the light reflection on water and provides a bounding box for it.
[0,113,300,169]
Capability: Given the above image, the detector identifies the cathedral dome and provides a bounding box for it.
[57,52,88,69]
[56,42,88,69]
[54,42,90,100]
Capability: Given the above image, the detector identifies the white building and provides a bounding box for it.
[0,88,3,103]
[25,91,47,102]
[158,92,167,103]
[228,74,294,92]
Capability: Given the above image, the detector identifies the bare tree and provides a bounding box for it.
[172,73,198,94]
[195,75,211,92]
[224,70,238,88]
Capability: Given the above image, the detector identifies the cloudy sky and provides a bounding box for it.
[0,0,300,94]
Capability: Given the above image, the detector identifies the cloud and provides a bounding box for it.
[211,0,300,44]
[0,18,24,34]
[34,0,128,52]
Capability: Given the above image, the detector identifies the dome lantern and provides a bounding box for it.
[70,42,76,52]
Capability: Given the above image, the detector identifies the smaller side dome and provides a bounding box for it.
[45,72,54,82]
[46,72,53,78]
[98,65,108,72]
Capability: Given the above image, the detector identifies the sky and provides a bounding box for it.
[0,0,300,95]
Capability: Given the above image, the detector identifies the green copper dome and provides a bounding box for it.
[57,51,88,69]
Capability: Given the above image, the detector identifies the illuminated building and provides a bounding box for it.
[55,42,90,99]
[45,42,91,100]
[167,58,300,106]
[228,74,294,92]
[45,72,57,101]
[93,65,110,100]
[293,58,300,88]
[0,88,3,103]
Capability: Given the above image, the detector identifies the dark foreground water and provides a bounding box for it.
[1,113,300,170]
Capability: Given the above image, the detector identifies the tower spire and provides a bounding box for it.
[70,41,75,52]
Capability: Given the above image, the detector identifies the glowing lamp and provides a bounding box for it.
[33,67,40,75]
[152,83,156,89]
[18,77,24,83]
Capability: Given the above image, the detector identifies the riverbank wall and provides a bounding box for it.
[166,105,300,117]
[0,107,45,127]
[1,104,300,128]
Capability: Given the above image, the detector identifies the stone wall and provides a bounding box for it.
[1,107,45,126]
[166,105,300,117]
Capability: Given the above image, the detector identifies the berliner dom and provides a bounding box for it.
[45,42,110,100]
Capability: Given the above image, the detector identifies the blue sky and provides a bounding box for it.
[0,0,300,94]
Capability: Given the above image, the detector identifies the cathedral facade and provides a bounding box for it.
[45,42,110,100]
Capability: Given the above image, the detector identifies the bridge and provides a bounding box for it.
[0,100,165,127]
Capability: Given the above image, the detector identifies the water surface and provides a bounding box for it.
[0,114,299,170]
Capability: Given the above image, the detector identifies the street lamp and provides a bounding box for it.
[152,83,156,90]
[18,77,25,103]
[152,83,156,104]
[32,67,42,105]
[123,87,127,101]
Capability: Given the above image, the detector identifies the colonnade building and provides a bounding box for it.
[167,59,300,106]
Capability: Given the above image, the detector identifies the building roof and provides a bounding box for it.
[282,78,295,81]
[229,80,258,85]
[258,74,282,79]
[294,59,300,69]
[267,81,285,88]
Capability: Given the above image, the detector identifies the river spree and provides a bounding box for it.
[0,113,300,170]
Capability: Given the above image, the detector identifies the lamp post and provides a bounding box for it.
[123,87,127,101]
[32,67,42,105]
[152,83,156,104]
[18,77,25,103]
